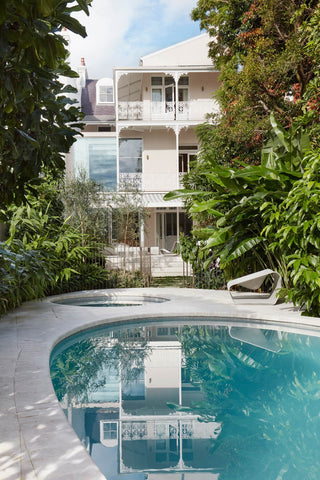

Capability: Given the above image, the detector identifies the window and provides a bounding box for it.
[74,137,117,190]
[179,152,197,173]
[157,327,168,336]
[103,422,118,440]
[119,138,142,173]
[156,440,166,450]
[151,76,163,86]
[96,78,114,104]
[178,76,189,86]
[99,85,113,103]
[98,126,112,132]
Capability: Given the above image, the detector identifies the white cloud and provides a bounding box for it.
[161,0,197,19]
[67,0,200,78]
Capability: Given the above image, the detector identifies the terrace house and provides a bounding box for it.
[67,33,220,253]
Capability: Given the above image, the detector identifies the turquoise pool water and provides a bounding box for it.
[50,319,320,480]
[51,295,168,307]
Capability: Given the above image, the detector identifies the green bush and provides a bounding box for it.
[262,151,320,316]
[0,241,53,314]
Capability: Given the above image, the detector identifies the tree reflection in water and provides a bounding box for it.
[51,327,149,403]
[176,325,320,480]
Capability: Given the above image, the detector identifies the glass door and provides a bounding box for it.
[156,211,177,250]
[151,77,163,117]
[165,77,175,118]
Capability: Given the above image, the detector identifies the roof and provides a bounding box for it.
[81,79,115,121]
[139,33,213,68]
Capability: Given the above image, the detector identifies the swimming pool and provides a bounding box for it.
[51,294,169,307]
[50,317,320,480]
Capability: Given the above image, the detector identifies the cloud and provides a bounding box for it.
[161,0,197,19]
[67,0,200,78]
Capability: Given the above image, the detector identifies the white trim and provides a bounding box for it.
[113,66,218,74]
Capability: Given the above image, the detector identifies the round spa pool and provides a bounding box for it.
[50,317,320,480]
[51,294,169,307]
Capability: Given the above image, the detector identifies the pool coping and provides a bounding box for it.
[1,287,320,480]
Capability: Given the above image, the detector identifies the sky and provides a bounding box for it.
[67,0,201,79]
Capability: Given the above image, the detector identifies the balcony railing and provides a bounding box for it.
[119,173,142,190]
[118,99,219,122]
[118,101,190,121]
[118,102,143,120]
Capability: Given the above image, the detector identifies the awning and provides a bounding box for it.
[101,191,183,209]
[142,192,183,208]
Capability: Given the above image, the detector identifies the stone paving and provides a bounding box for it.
[1,287,319,480]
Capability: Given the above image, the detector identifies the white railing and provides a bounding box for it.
[117,99,218,122]
[118,102,143,120]
[119,173,142,190]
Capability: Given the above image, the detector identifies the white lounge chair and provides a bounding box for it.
[227,268,281,304]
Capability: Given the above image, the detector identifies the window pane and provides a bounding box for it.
[152,89,162,102]
[178,76,189,85]
[74,137,117,190]
[178,88,188,102]
[157,327,168,336]
[103,422,117,439]
[119,138,143,173]
[119,139,142,158]
[151,76,162,86]
[165,76,174,86]
[100,85,113,102]
[179,153,188,173]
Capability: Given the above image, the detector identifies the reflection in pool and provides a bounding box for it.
[50,320,320,480]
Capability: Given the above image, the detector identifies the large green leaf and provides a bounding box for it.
[270,112,290,152]
[164,189,204,200]
[225,237,265,262]
[57,13,87,37]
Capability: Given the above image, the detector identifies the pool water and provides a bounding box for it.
[50,319,320,480]
[51,295,168,307]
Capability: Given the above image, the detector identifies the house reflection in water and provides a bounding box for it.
[61,325,222,479]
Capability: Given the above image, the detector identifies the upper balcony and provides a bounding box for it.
[114,68,220,126]
[117,98,219,123]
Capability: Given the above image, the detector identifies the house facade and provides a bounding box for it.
[66,34,220,252]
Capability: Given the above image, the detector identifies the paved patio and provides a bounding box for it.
[1,287,319,480]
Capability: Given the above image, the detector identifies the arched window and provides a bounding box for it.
[96,78,114,104]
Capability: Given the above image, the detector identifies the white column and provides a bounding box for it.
[175,125,181,189]
[176,206,180,244]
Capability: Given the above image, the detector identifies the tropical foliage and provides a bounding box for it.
[51,327,149,403]
[166,115,308,280]
[262,150,320,316]
[163,1,320,315]
[177,234,225,289]
[0,177,149,316]
[0,0,91,208]
[191,0,318,163]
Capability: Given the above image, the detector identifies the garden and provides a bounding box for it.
[1,0,320,317]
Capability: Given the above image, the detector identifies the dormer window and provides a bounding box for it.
[96,78,114,104]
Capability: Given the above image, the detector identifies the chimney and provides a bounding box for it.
[77,57,88,89]
[60,27,70,45]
